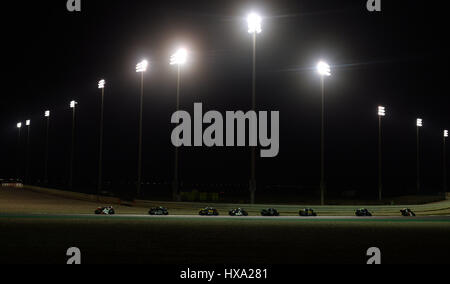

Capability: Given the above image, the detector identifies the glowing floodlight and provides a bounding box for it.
[170,48,188,66]
[98,79,105,89]
[317,61,331,77]
[45,110,50,117]
[445,130,449,138]
[17,122,22,128]
[26,120,31,126]
[378,106,386,117]
[136,60,148,73]
[247,13,262,34]
[417,118,423,127]
[70,100,78,109]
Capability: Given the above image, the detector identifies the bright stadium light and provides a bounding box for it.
[25,119,32,183]
[246,12,262,204]
[377,106,386,201]
[247,13,262,34]
[170,48,188,66]
[136,58,151,196]
[444,129,448,192]
[417,118,423,127]
[316,60,332,205]
[317,61,331,77]
[69,100,78,189]
[170,47,189,202]
[416,118,424,193]
[16,122,23,181]
[136,60,148,73]
[44,110,51,184]
[97,78,106,196]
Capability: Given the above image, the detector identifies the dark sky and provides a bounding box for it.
[1,0,448,197]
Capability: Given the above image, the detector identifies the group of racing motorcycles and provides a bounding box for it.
[95,206,417,217]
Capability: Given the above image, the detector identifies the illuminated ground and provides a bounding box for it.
[1,187,449,216]
[1,187,450,264]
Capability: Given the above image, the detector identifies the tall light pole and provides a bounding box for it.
[317,61,331,205]
[97,79,106,197]
[416,118,423,194]
[247,12,262,204]
[16,122,22,181]
[170,48,188,202]
[25,120,31,184]
[44,110,50,184]
[69,100,78,190]
[136,60,148,197]
[444,130,448,192]
[377,106,386,201]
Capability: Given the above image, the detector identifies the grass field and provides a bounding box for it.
[1,187,450,264]
[1,216,449,264]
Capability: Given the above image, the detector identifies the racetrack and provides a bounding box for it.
[1,187,450,264]
[2,213,450,222]
[2,186,450,216]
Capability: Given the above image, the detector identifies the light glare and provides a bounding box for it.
[26,120,30,126]
[17,123,22,128]
[170,48,188,66]
[317,61,331,76]
[136,60,148,73]
[70,101,78,109]
[247,13,262,34]
[417,118,423,127]
[445,130,449,138]
[378,106,386,117]
[98,79,105,89]
[45,110,50,117]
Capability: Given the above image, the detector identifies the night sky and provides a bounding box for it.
[1,0,448,199]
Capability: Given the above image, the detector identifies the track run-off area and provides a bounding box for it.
[1,187,450,264]
[1,186,450,216]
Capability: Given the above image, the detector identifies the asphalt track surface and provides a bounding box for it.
[1,213,450,222]
[1,186,450,216]
[1,188,450,264]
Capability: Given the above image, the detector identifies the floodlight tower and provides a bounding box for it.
[69,100,78,189]
[170,48,188,202]
[136,60,148,197]
[377,106,386,201]
[25,120,31,184]
[416,118,423,194]
[247,12,262,204]
[444,130,448,192]
[44,110,50,184]
[16,122,22,180]
[97,79,106,197]
[317,61,331,205]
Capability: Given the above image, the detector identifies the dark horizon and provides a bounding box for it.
[1,0,449,200]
